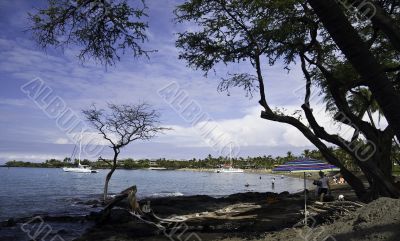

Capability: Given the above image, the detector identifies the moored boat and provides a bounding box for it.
[62,133,98,173]
[63,165,98,173]
[215,144,243,173]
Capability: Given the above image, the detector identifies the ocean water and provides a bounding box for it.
[0,167,311,221]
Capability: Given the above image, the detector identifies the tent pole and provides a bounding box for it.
[304,172,307,226]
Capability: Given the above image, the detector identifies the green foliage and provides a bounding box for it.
[28,0,153,65]
[393,165,400,175]
[4,146,370,171]
[175,0,307,73]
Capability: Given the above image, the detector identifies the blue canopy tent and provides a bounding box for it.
[272,159,340,225]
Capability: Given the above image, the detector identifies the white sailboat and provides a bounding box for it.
[62,134,98,173]
[215,166,244,173]
[63,163,97,173]
[215,144,244,173]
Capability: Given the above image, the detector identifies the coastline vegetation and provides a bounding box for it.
[5,147,400,175]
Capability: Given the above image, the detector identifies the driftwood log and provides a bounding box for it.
[97,185,136,223]
[96,185,194,231]
[308,200,364,224]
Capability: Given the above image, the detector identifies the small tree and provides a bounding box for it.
[83,103,167,201]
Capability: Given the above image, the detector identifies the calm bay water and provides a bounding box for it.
[0,167,310,221]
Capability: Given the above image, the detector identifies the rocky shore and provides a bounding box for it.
[76,191,305,241]
[228,197,400,241]
[2,185,399,241]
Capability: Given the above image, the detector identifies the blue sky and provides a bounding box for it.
[0,0,329,163]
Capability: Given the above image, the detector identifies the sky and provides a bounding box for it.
[0,0,368,164]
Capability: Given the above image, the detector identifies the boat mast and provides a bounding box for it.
[78,131,82,166]
[229,143,232,167]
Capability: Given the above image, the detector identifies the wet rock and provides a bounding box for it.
[108,208,134,224]
[78,199,101,206]
[57,228,68,234]
[278,191,290,197]
[5,218,16,227]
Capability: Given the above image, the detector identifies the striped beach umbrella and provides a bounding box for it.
[272,159,340,173]
[272,158,340,225]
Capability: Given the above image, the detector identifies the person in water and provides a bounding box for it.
[272,178,275,189]
[317,171,331,202]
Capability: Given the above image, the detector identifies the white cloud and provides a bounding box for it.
[155,106,313,150]
[54,138,69,144]
[156,102,386,153]
[0,153,66,162]
[0,98,33,107]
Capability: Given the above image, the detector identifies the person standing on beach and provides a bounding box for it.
[333,175,338,184]
[272,178,275,189]
[318,171,330,202]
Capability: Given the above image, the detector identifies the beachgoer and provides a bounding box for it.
[317,171,330,202]
[333,176,338,184]
[272,178,275,189]
[281,175,284,179]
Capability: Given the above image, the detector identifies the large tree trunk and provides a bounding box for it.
[367,134,397,198]
[307,0,400,143]
[353,132,399,200]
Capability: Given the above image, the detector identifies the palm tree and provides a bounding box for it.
[348,88,383,128]
[324,87,383,140]
[302,149,310,158]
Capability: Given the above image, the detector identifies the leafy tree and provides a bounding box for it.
[83,103,167,201]
[63,157,71,163]
[28,0,153,65]
[175,0,400,200]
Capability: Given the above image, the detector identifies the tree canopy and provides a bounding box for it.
[29,0,153,65]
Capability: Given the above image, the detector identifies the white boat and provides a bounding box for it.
[215,144,243,173]
[148,167,167,170]
[215,167,244,173]
[62,133,98,173]
[63,164,98,173]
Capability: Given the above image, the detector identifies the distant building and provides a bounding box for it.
[149,160,158,166]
